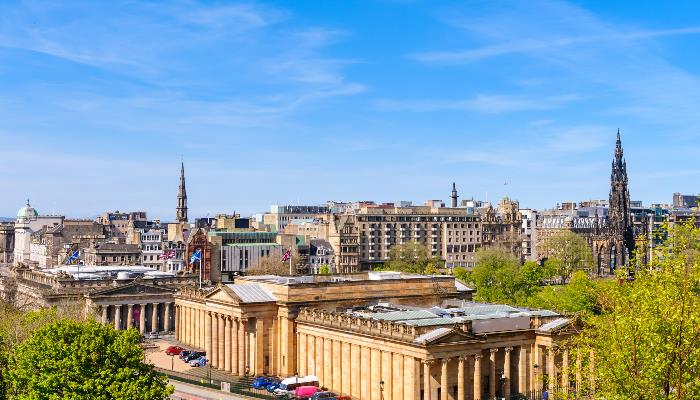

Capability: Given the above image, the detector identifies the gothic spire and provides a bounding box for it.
[607,130,634,273]
[176,162,188,223]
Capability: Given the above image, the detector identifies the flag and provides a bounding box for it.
[281,250,291,262]
[65,250,79,264]
[190,249,202,264]
[159,249,176,260]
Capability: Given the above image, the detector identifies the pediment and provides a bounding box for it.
[421,328,484,346]
[88,282,175,298]
[204,285,241,305]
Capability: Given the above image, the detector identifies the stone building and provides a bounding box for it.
[175,272,579,400]
[309,239,335,273]
[478,198,523,260]
[0,265,196,327]
[0,222,14,264]
[29,219,106,269]
[13,201,63,266]
[83,242,142,266]
[97,210,147,242]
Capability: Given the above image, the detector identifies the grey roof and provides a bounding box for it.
[458,304,521,315]
[226,283,277,303]
[527,309,560,317]
[414,327,452,344]
[454,280,473,292]
[403,317,455,327]
[366,310,439,322]
[537,318,571,333]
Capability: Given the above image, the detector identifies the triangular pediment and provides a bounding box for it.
[420,328,484,346]
[88,282,175,298]
[204,285,241,305]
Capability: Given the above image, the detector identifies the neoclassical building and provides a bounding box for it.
[175,272,579,400]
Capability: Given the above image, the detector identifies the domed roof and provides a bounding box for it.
[17,200,38,219]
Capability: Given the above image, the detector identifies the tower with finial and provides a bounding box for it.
[176,162,188,223]
[451,182,459,208]
[607,129,635,273]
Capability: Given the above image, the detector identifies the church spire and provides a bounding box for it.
[176,162,188,223]
[607,130,634,273]
[451,182,459,208]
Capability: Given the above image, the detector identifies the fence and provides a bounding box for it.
[155,367,276,399]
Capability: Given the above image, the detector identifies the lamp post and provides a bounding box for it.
[169,353,174,371]
[380,380,385,400]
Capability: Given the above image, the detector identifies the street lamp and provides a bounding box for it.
[168,353,175,371]
[380,380,385,400]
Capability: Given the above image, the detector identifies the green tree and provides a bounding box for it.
[385,241,431,273]
[318,264,331,274]
[528,270,599,316]
[6,320,173,400]
[469,247,525,303]
[570,221,700,399]
[540,231,593,282]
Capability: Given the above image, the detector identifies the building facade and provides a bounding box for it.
[175,273,581,400]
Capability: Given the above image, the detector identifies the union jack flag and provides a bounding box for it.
[159,249,176,260]
[281,250,291,262]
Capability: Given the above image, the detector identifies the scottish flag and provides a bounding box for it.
[65,250,79,264]
[190,249,202,264]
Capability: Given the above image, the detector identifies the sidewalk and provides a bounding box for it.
[170,380,252,400]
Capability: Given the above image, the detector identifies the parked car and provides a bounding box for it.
[294,386,319,399]
[144,332,160,340]
[178,350,194,361]
[265,382,281,393]
[184,351,206,362]
[188,356,208,367]
[273,376,319,398]
[310,391,339,400]
[251,376,279,390]
[165,346,186,356]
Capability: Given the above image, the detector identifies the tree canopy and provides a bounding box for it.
[570,221,700,399]
[6,320,173,400]
[539,230,594,282]
[383,240,432,273]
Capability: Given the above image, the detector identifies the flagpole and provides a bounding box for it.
[199,255,202,289]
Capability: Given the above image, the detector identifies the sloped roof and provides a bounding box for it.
[414,327,452,344]
[365,309,439,322]
[226,283,277,303]
[537,318,571,333]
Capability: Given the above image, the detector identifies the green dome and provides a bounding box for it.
[17,201,38,219]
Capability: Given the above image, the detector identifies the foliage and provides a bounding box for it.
[318,264,331,274]
[246,254,300,276]
[384,241,431,273]
[569,221,700,399]
[540,230,594,282]
[469,247,525,303]
[6,320,173,400]
[526,271,599,316]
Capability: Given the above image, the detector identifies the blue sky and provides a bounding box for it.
[1,0,700,219]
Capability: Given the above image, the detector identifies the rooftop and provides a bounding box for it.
[41,265,176,281]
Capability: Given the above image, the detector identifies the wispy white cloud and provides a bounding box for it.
[374,93,579,113]
[411,26,700,64]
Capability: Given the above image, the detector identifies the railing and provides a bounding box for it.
[155,367,275,399]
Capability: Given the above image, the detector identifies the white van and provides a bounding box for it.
[273,375,320,398]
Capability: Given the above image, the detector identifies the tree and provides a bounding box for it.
[318,264,331,274]
[469,247,525,303]
[384,241,431,273]
[6,320,173,400]
[540,231,593,282]
[570,221,700,399]
[527,270,599,316]
[246,254,300,276]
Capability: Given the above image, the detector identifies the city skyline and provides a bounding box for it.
[2,1,700,218]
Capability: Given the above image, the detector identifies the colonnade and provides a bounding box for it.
[98,302,173,333]
[176,305,272,377]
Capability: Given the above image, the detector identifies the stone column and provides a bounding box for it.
[224,316,232,372]
[204,312,212,361]
[423,360,434,400]
[547,347,556,395]
[126,304,134,329]
[219,314,227,369]
[114,304,121,330]
[238,318,247,376]
[457,356,467,400]
[575,352,582,394]
[562,347,569,395]
[532,344,540,391]
[101,306,108,324]
[589,350,595,395]
[139,304,146,334]
[255,318,264,375]
[164,303,172,332]
[440,358,449,400]
[504,347,513,399]
[231,317,239,375]
[151,303,159,333]
[489,348,497,400]
[211,313,219,368]
[473,354,482,400]
[175,305,180,340]
[518,346,528,394]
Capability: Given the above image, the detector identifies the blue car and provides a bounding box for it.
[251,376,279,390]
[188,356,208,367]
[265,382,281,393]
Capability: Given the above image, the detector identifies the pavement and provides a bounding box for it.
[170,380,250,400]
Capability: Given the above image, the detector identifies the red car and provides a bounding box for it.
[165,346,186,356]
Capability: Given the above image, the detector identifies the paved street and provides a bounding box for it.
[170,380,249,400]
